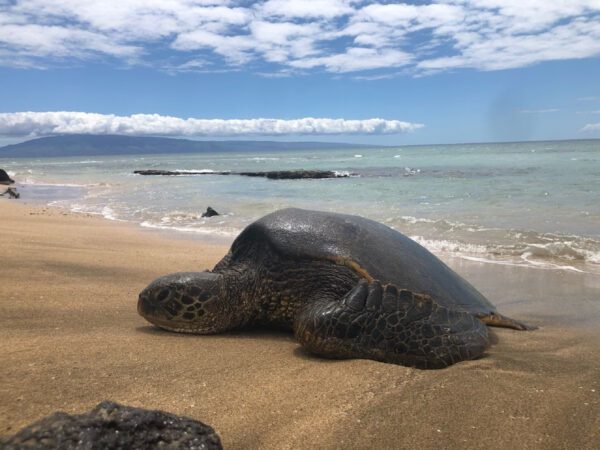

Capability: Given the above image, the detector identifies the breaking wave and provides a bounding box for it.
[395,215,600,273]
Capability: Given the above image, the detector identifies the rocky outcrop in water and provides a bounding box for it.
[238,170,349,179]
[0,168,14,185]
[1,401,222,450]
[134,169,353,179]
[134,170,231,176]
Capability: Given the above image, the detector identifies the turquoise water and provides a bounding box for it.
[2,139,600,273]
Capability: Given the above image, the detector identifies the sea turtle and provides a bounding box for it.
[138,208,530,369]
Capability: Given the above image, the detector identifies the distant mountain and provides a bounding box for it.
[0,134,375,158]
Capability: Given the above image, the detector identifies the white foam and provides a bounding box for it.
[37,160,103,165]
[333,170,357,177]
[18,178,95,188]
[140,221,238,237]
[458,255,532,268]
[354,154,363,158]
[403,167,421,176]
[159,211,201,223]
[170,169,228,174]
[410,236,490,255]
[400,215,436,225]
[520,252,584,273]
[410,234,596,273]
[101,206,125,221]
[63,203,126,222]
[586,251,600,264]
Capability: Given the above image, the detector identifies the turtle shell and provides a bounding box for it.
[230,208,496,316]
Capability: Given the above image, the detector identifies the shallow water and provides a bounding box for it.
[2,139,600,273]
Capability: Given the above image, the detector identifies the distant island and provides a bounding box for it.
[0,134,374,158]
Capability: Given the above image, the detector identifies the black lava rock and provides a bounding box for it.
[133,170,231,176]
[201,207,220,218]
[134,169,354,179]
[236,170,348,179]
[0,168,14,185]
[1,401,222,450]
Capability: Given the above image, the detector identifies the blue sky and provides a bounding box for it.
[1,0,599,146]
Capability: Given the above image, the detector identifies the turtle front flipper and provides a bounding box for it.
[293,280,490,369]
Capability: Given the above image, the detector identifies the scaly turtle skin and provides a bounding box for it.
[138,208,530,369]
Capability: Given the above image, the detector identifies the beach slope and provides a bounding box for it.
[0,201,598,449]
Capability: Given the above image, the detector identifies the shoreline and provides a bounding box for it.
[1,199,599,448]
[10,179,600,275]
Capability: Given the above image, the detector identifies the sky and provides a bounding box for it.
[1,0,599,146]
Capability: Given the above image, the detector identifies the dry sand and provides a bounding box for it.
[1,200,599,449]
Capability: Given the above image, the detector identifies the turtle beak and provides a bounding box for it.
[137,291,155,318]
[137,282,173,323]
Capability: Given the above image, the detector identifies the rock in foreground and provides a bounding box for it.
[1,401,222,450]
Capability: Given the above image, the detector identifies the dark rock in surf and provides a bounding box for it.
[1,401,222,450]
[0,169,14,185]
[202,207,220,218]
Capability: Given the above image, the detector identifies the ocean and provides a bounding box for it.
[2,139,600,274]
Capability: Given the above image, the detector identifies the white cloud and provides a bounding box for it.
[582,122,600,131]
[258,0,354,19]
[289,47,412,72]
[519,109,559,114]
[0,112,424,137]
[0,1,599,74]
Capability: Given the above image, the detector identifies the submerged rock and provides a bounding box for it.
[202,207,219,218]
[134,169,354,179]
[1,401,222,450]
[0,168,14,185]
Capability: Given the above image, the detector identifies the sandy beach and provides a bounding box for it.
[1,200,599,449]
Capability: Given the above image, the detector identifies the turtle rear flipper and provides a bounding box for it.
[477,312,536,330]
[293,280,490,369]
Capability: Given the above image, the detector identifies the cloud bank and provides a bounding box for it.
[0,112,423,137]
[0,1,598,75]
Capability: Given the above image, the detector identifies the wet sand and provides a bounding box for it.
[1,200,599,449]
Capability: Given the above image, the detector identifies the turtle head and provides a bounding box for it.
[138,271,232,334]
